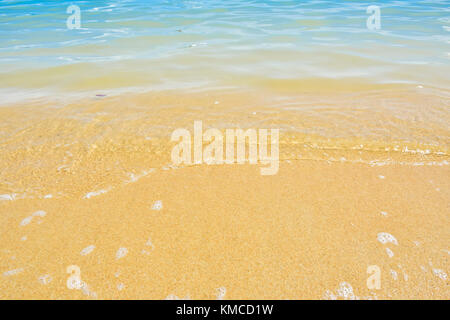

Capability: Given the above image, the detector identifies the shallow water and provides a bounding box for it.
[0,1,448,197]
[0,0,449,95]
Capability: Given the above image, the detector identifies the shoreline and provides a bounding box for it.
[0,87,448,299]
[1,87,449,199]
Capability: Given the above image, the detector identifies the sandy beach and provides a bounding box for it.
[0,0,449,300]
[0,156,448,299]
[0,88,449,299]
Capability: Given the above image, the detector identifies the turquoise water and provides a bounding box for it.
[0,0,449,96]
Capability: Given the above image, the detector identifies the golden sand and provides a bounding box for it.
[0,88,449,299]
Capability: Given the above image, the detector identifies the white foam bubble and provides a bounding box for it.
[84,189,109,199]
[117,283,125,291]
[32,210,46,217]
[38,274,52,285]
[20,210,46,226]
[145,238,154,248]
[3,268,24,277]
[81,282,98,299]
[323,282,361,300]
[216,287,226,300]
[125,169,154,184]
[386,248,394,258]
[152,200,163,211]
[0,194,16,201]
[403,272,408,281]
[390,269,398,280]
[377,232,398,246]
[336,282,357,300]
[433,269,447,280]
[116,247,128,260]
[142,237,155,255]
[380,211,388,217]
[20,216,33,226]
[81,245,96,256]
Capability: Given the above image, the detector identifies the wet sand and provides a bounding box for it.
[0,89,449,299]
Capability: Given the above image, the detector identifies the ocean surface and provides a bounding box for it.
[0,0,449,99]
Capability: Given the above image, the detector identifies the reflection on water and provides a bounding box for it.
[0,1,448,178]
[0,0,449,94]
